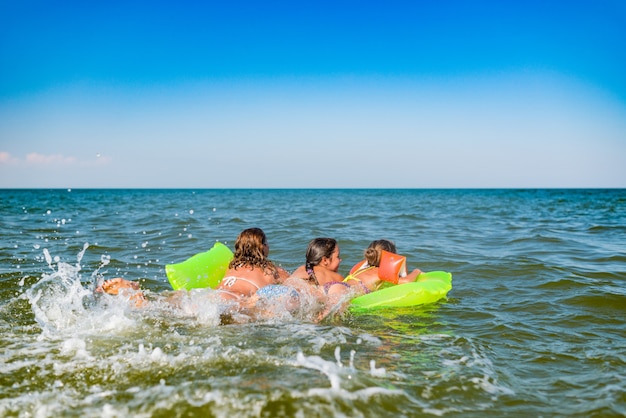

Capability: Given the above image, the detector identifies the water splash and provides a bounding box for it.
[25,260,92,337]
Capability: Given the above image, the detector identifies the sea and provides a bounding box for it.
[0,188,624,417]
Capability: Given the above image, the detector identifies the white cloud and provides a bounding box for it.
[0,151,111,166]
[0,151,19,164]
[25,152,77,164]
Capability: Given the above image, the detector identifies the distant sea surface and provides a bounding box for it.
[1,189,624,417]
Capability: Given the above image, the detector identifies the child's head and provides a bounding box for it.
[305,237,338,267]
[364,239,397,267]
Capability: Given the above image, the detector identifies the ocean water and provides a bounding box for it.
[1,188,624,417]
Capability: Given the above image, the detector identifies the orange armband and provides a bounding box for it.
[349,260,368,275]
[378,250,407,284]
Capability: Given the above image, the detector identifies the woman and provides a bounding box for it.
[344,239,421,292]
[97,228,289,302]
[216,227,289,299]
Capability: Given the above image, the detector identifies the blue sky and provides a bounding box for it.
[1,0,625,188]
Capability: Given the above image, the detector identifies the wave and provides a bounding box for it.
[560,292,626,313]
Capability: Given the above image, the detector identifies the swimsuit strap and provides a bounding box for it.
[323,281,351,294]
[352,266,376,276]
[343,276,372,294]
[343,267,375,294]
[221,276,261,290]
[344,266,375,282]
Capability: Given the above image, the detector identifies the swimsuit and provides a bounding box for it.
[221,276,262,290]
[343,267,375,294]
[217,276,263,299]
[256,284,300,300]
[323,281,352,294]
[303,265,351,294]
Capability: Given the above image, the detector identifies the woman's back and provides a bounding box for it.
[218,265,279,299]
[216,227,288,299]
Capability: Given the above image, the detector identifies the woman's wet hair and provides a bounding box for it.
[364,239,397,267]
[229,227,277,276]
